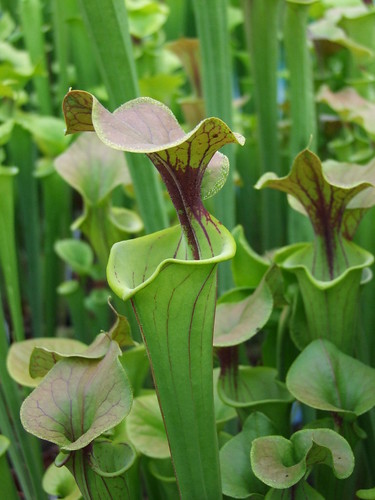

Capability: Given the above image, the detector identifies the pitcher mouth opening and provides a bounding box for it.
[107,221,236,302]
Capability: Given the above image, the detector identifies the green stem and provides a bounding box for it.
[78,0,168,234]
[164,0,187,40]
[19,0,53,114]
[57,280,88,344]
[0,438,18,500]
[243,0,285,250]
[51,0,70,105]
[0,167,24,341]
[65,0,100,89]
[191,0,235,291]
[284,0,317,243]
[0,295,45,499]
[0,0,18,18]
[8,126,42,338]
[37,164,70,336]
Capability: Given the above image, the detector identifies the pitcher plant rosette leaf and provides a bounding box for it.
[19,309,136,499]
[250,427,355,489]
[62,89,244,498]
[256,148,375,352]
[286,339,375,419]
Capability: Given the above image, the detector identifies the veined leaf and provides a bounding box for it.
[21,341,132,451]
[286,339,375,416]
[251,428,354,488]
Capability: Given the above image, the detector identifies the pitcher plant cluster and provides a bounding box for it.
[1,1,375,500]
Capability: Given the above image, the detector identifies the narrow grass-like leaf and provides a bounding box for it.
[0,435,19,500]
[284,0,317,243]
[0,167,24,341]
[243,0,285,250]
[57,280,88,344]
[78,0,168,233]
[19,0,53,114]
[0,295,45,499]
[36,162,71,336]
[8,125,42,337]
[191,0,236,230]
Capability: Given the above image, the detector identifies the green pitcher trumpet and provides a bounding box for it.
[62,89,244,498]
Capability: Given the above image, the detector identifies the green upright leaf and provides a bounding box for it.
[265,481,324,499]
[218,366,293,431]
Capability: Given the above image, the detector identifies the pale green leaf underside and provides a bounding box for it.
[286,339,375,416]
[42,463,81,500]
[63,90,245,202]
[317,85,375,137]
[251,428,354,488]
[7,338,87,388]
[21,341,132,450]
[126,393,170,459]
[54,133,129,205]
[213,275,273,347]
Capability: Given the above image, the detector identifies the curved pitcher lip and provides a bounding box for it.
[275,241,374,290]
[107,220,236,301]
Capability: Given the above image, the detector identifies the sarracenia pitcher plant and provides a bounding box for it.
[62,89,245,498]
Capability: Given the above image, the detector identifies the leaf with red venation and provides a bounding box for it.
[256,149,373,279]
[63,90,95,134]
[28,305,134,380]
[21,341,132,451]
[287,157,375,240]
[62,90,244,257]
